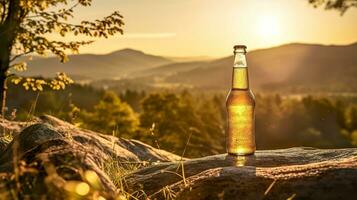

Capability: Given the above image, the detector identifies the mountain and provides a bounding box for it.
[16,42,357,93]
[164,42,357,92]
[19,48,172,80]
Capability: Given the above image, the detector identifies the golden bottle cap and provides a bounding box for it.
[233,45,247,50]
[233,45,247,53]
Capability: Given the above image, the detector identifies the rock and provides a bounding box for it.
[0,117,29,152]
[0,115,181,198]
[39,115,183,162]
[0,117,25,135]
[0,115,182,163]
[125,148,357,200]
[0,123,62,165]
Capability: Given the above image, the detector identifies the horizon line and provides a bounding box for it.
[26,40,357,59]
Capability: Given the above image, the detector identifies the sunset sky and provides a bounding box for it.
[65,0,357,57]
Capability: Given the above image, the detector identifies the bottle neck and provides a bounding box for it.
[232,52,249,89]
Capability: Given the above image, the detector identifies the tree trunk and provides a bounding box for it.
[0,74,7,117]
[0,31,10,119]
[0,44,10,118]
[0,0,23,118]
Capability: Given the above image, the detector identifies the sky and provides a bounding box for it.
[60,0,357,57]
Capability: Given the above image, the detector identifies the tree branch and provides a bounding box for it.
[26,1,80,19]
[309,0,357,15]
[0,0,8,24]
[10,51,32,63]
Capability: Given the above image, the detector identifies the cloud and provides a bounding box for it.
[121,32,176,39]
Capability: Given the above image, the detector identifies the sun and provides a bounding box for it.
[257,15,281,38]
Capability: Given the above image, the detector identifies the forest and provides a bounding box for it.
[7,82,357,158]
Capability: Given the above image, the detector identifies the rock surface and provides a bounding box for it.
[0,115,182,163]
[0,116,357,199]
[125,148,357,200]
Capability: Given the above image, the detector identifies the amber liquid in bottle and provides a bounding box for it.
[226,45,256,156]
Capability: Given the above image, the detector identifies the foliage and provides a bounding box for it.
[119,90,147,112]
[77,91,139,137]
[6,0,123,61]
[0,0,124,113]
[11,72,74,91]
[139,92,225,157]
[6,81,103,120]
[308,0,357,14]
[6,85,357,157]
[255,94,352,149]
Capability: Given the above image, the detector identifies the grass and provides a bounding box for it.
[99,125,194,200]
[103,159,148,199]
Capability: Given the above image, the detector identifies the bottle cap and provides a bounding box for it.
[233,45,247,53]
[233,45,247,50]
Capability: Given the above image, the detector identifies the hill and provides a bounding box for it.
[16,42,357,93]
[165,42,357,92]
[18,48,172,80]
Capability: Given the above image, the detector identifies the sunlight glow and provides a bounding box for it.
[257,15,281,38]
[53,0,357,56]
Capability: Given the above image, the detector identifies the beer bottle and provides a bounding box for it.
[226,45,256,155]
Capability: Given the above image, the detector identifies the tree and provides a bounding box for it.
[345,105,357,131]
[79,91,139,137]
[308,0,357,14]
[139,93,225,157]
[140,93,191,154]
[0,0,124,116]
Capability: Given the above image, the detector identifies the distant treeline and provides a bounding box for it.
[7,83,357,157]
